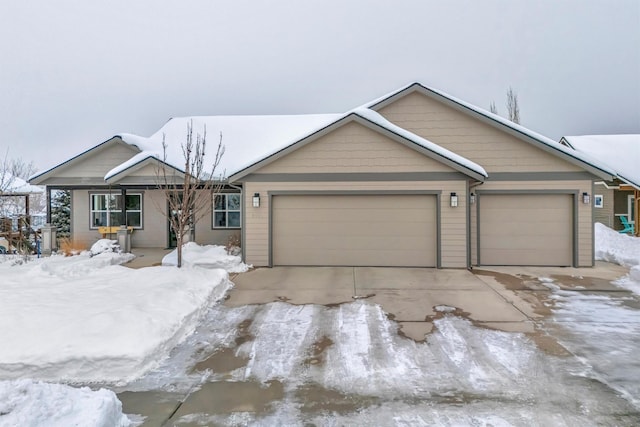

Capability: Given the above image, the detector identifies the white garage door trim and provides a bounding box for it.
[268,190,441,267]
[476,190,578,267]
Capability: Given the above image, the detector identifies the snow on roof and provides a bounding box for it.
[352,108,487,178]
[366,83,617,179]
[2,176,43,194]
[115,114,343,180]
[563,134,640,189]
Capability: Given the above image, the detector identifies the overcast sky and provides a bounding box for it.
[1,0,638,173]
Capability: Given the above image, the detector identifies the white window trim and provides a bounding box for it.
[89,192,143,229]
[213,193,242,229]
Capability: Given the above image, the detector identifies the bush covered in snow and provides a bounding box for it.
[89,239,121,256]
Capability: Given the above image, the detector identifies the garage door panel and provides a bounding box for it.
[479,194,573,266]
[273,195,436,267]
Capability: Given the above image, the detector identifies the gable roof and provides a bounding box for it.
[561,134,640,189]
[29,137,138,184]
[228,109,487,182]
[30,82,617,187]
[365,83,617,181]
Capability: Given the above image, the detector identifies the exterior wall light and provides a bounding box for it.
[469,193,476,205]
[450,192,458,207]
[582,192,590,204]
[252,193,260,208]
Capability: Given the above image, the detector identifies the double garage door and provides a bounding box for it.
[272,194,437,267]
[478,194,574,266]
[270,193,574,267]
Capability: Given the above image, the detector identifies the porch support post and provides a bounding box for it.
[121,187,127,226]
[46,188,52,224]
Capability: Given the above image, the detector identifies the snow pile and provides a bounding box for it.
[595,222,640,294]
[162,242,251,272]
[595,222,640,267]
[0,380,130,427]
[0,255,231,384]
[89,238,122,256]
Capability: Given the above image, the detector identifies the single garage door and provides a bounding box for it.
[272,194,437,267]
[479,194,573,266]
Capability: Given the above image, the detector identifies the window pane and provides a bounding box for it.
[227,194,241,210]
[110,212,122,227]
[92,212,107,227]
[214,212,227,227]
[126,212,141,227]
[125,195,141,210]
[228,212,241,227]
[214,195,226,211]
[92,195,106,210]
[110,195,122,211]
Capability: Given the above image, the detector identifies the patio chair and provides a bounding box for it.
[619,216,635,234]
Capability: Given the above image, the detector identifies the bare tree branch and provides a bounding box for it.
[506,87,520,124]
[153,120,225,267]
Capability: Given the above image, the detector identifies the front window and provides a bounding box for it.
[629,195,636,224]
[214,193,241,228]
[90,193,142,228]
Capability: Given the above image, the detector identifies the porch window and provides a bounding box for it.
[213,193,241,228]
[629,195,636,224]
[90,193,142,229]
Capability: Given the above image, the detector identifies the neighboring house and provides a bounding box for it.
[30,83,618,268]
[560,135,639,236]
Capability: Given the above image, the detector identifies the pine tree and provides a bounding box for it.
[51,190,71,238]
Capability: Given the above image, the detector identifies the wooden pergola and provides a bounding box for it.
[0,191,36,253]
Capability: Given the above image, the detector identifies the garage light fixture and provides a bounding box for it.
[469,193,476,204]
[582,192,590,204]
[450,192,458,207]
[252,193,260,208]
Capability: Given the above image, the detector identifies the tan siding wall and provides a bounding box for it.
[244,180,467,268]
[193,191,241,246]
[377,92,583,173]
[56,142,138,179]
[131,190,167,248]
[71,189,93,250]
[71,189,169,249]
[257,121,453,174]
[593,185,614,228]
[474,180,593,267]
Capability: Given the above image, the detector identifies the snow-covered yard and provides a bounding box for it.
[1,225,639,426]
[0,241,239,427]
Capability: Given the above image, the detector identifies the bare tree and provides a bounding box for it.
[506,87,520,124]
[489,100,498,115]
[155,120,224,267]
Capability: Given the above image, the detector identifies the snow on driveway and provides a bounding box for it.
[539,223,640,409]
[164,301,636,426]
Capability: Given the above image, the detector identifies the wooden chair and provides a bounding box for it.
[619,216,635,235]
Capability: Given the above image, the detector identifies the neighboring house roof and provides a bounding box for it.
[1,176,43,194]
[561,134,640,189]
[365,83,617,181]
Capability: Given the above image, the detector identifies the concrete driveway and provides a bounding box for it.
[229,266,534,339]
[119,262,639,425]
